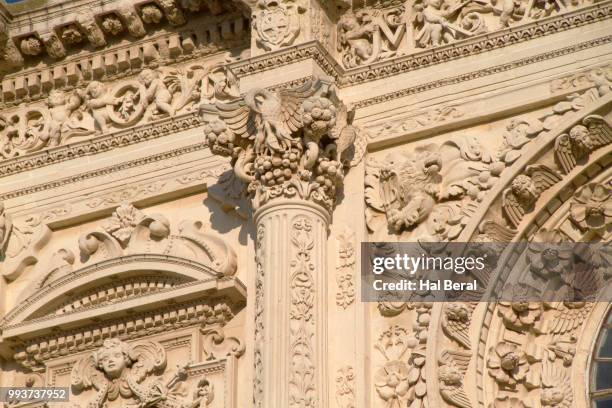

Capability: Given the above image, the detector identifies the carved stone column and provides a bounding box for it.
[200,75,362,407]
[254,199,329,407]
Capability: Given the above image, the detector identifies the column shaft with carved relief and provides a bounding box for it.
[254,200,329,407]
[200,73,365,407]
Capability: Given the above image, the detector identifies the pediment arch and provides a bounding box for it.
[1,254,245,333]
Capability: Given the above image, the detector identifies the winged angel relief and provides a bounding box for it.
[71,339,214,408]
[200,77,366,210]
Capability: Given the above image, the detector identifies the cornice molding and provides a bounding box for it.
[0,0,249,73]
[0,140,209,202]
[229,1,612,86]
[1,254,244,329]
[0,3,609,187]
[355,36,612,109]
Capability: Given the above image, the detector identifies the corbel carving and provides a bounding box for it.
[40,31,66,59]
[117,2,147,37]
[157,0,187,26]
[77,12,108,47]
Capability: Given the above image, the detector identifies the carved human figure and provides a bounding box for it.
[189,378,214,408]
[139,69,175,117]
[82,81,119,132]
[416,0,455,47]
[46,90,92,145]
[338,12,375,67]
[0,201,12,257]
[494,0,526,27]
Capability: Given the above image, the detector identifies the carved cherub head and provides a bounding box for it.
[139,69,157,86]
[193,377,214,406]
[48,90,66,107]
[569,124,593,150]
[93,339,137,379]
[511,175,537,203]
[86,81,106,98]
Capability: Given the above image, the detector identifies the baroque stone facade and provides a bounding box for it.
[0,0,610,407]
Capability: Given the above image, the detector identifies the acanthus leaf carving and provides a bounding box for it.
[335,365,356,408]
[0,206,52,281]
[335,227,356,309]
[288,216,316,407]
[201,327,245,360]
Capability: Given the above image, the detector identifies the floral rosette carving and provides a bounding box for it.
[487,342,529,388]
[569,182,612,236]
[201,77,360,212]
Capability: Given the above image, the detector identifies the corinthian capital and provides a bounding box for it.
[200,75,362,213]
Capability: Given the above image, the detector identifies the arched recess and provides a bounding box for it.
[425,89,611,408]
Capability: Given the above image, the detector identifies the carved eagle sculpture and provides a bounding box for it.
[502,165,562,228]
[205,80,320,173]
[554,115,612,174]
[201,77,364,185]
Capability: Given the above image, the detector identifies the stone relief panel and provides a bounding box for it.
[365,78,612,241]
[336,0,607,68]
[0,63,239,160]
[0,199,246,407]
[364,75,611,408]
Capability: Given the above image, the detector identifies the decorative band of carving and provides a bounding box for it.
[229,2,612,87]
[11,301,234,371]
[355,35,612,109]
[0,113,201,177]
[0,141,211,201]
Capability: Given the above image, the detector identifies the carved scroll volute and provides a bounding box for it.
[177,220,238,276]
[78,230,123,262]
